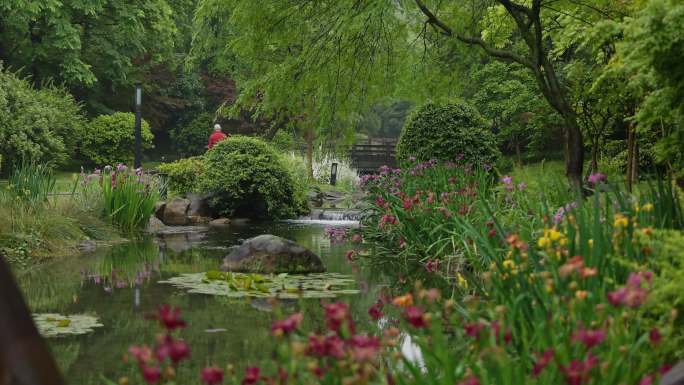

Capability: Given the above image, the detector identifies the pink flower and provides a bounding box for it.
[306,335,345,359]
[271,313,303,336]
[345,250,355,261]
[649,328,662,345]
[324,302,354,334]
[532,349,555,377]
[639,375,654,385]
[587,172,607,185]
[425,259,440,273]
[349,335,380,362]
[128,345,153,364]
[201,366,224,385]
[152,304,187,330]
[559,353,598,385]
[659,364,673,375]
[607,272,652,308]
[351,234,362,243]
[403,306,428,328]
[141,365,161,384]
[572,327,606,349]
[242,366,260,385]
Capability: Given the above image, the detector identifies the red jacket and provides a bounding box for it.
[208,132,228,149]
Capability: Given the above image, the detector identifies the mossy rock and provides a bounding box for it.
[221,234,325,274]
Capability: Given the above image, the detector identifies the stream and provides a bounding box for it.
[18,220,383,384]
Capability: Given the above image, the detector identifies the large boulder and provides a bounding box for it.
[221,234,325,274]
[163,198,190,226]
[187,193,213,223]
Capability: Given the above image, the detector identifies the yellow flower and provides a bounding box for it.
[392,293,413,308]
[457,273,468,289]
[588,239,594,248]
[614,214,629,228]
[502,259,516,270]
[575,290,588,300]
[548,229,562,241]
[642,203,654,212]
[538,237,550,248]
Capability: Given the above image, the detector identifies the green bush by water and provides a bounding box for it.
[396,101,500,166]
[200,136,306,219]
[156,156,204,196]
[80,112,154,166]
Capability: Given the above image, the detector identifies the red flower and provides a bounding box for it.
[607,272,652,308]
[242,366,261,385]
[345,250,355,261]
[201,366,225,385]
[141,365,161,384]
[639,375,654,385]
[532,349,555,377]
[271,313,303,336]
[368,302,384,320]
[152,304,187,331]
[559,353,598,385]
[403,306,428,328]
[649,328,662,345]
[659,364,673,375]
[305,334,345,359]
[463,322,486,338]
[456,375,480,385]
[572,327,606,349]
[490,321,512,344]
[425,259,440,273]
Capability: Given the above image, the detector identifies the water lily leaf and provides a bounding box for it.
[33,313,104,338]
[159,271,359,299]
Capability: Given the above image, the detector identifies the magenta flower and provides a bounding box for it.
[151,304,187,331]
[572,326,606,349]
[559,353,598,385]
[463,322,486,338]
[368,302,383,320]
[324,302,354,334]
[349,335,380,362]
[532,349,555,377]
[201,366,224,385]
[639,375,654,385]
[242,367,260,385]
[587,172,607,185]
[456,375,481,385]
[425,259,440,273]
[141,365,161,384]
[128,345,153,364]
[649,328,662,345]
[607,271,652,307]
[403,306,428,328]
[517,182,527,191]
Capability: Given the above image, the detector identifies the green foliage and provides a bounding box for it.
[156,157,204,195]
[171,113,213,156]
[0,66,86,171]
[200,136,305,219]
[100,169,159,233]
[6,161,56,206]
[80,113,154,167]
[396,102,500,165]
[270,129,295,152]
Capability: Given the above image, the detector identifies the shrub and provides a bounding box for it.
[156,157,204,196]
[396,101,500,166]
[200,136,305,219]
[171,113,213,156]
[80,112,154,166]
[0,66,86,171]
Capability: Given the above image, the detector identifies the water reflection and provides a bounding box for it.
[18,222,383,385]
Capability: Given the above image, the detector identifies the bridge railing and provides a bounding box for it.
[349,143,397,173]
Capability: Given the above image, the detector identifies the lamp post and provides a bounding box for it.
[330,162,338,186]
[134,83,142,169]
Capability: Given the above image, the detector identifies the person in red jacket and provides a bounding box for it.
[207,124,228,150]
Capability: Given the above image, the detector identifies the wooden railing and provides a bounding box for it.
[349,143,397,174]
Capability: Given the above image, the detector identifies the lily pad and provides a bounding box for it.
[33,313,104,338]
[159,271,359,299]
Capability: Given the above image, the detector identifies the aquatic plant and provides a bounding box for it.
[33,313,103,338]
[159,271,359,299]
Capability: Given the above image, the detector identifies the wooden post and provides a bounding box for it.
[0,257,65,385]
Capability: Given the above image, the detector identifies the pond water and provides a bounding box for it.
[18,221,383,384]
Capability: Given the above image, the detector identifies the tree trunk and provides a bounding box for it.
[564,115,585,189]
[0,257,65,385]
[305,129,314,180]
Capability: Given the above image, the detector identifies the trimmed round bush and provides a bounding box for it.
[396,102,500,166]
[81,112,154,166]
[200,136,305,219]
[270,129,295,152]
[171,113,213,156]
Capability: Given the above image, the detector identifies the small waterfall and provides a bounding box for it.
[285,209,361,226]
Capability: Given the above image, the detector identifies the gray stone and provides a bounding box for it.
[154,201,166,220]
[209,218,231,227]
[187,193,213,218]
[77,240,97,253]
[661,361,684,385]
[221,234,325,274]
[146,216,167,234]
[162,198,190,226]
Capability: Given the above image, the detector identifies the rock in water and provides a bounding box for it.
[221,234,325,274]
[163,198,190,225]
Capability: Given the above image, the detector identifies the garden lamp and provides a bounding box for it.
[134,83,143,169]
[330,162,338,186]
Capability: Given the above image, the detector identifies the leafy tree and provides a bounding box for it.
[81,113,154,166]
